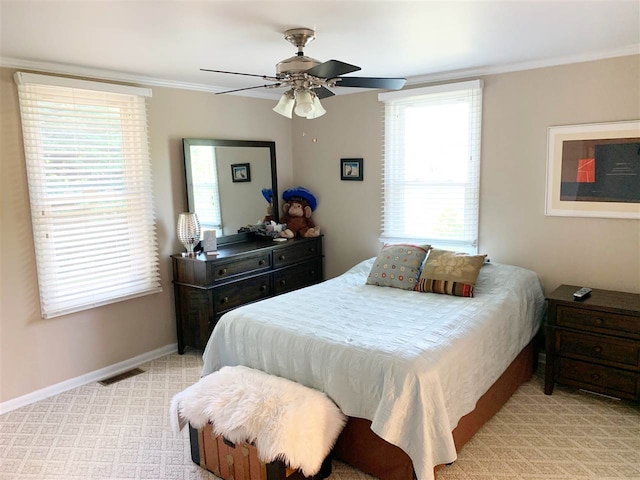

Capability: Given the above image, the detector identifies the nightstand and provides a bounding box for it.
[544,284,640,401]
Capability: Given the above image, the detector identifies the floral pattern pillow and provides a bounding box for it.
[415,248,487,297]
[366,244,430,290]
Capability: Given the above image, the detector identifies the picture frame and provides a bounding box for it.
[231,163,251,183]
[340,158,363,181]
[545,120,639,219]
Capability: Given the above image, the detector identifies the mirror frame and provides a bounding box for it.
[183,138,279,237]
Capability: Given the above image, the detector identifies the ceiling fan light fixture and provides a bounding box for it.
[273,90,295,118]
[203,27,406,120]
[306,95,326,119]
[294,89,314,117]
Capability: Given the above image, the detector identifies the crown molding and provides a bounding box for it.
[0,56,282,100]
[406,44,640,86]
[2,43,638,100]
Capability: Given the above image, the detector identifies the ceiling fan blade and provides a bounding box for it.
[335,77,407,90]
[306,60,361,79]
[201,68,270,79]
[313,86,335,99]
[215,84,281,95]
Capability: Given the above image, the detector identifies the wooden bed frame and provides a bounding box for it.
[333,340,536,480]
[190,340,537,480]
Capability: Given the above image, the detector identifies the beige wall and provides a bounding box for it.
[293,55,640,293]
[480,57,639,293]
[0,67,293,403]
[2,55,639,404]
[291,91,385,278]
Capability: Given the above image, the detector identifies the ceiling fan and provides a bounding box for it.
[201,28,407,119]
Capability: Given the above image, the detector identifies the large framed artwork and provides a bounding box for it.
[545,120,640,219]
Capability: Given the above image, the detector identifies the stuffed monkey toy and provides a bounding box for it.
[280,187,320,239]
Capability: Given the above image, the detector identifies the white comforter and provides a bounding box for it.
[202,259,545,480]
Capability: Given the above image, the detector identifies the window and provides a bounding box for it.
[378,80,483,253]
[15,72,161,319]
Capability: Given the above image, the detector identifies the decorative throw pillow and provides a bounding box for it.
[415,248,487,297]
[366,244,430,290]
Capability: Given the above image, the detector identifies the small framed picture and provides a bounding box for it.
[231,163,251,183]
[340,158,363,181]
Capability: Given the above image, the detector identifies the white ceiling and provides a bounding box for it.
[1,1,638,99]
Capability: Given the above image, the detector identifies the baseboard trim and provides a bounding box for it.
[0,343,178,415]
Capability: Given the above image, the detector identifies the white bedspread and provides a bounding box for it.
[202,259,545,480]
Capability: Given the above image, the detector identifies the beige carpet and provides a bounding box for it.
[1,351,638,480]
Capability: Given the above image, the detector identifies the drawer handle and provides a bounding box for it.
[221,296,229,304]
[219,268,228,276]
[594,318,604,325]
[590,373,600,381]
[309,247,315,253]
[279,279,286,286]
[279,255,286,261]
[258,259,265,266]
[310,270,315,276]
[260,284,267,292]
[593,346,602,354]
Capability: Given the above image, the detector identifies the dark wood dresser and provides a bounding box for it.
[172,234,323,353]
[544,284,640,401]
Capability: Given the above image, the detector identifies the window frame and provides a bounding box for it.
[14,72,162,319]
[378,80,483,253]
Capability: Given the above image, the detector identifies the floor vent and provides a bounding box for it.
[99,368,145,386]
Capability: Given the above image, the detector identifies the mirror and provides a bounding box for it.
[183,139,278,238]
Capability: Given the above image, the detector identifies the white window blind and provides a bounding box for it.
[378,80,483,253]
[15,72,162,319]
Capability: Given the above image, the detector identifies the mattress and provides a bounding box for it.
[202,258,545,480]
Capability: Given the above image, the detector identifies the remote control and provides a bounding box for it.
[573,287,592,300]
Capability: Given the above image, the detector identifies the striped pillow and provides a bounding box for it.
[415,249,487,297]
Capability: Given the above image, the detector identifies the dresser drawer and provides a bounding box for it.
[273,238,321,267]
[210,253,271,282]
[556,330,640,369]
[273,258,323,295]
[557,357,639,400]
[556,306,640,338]
[214,273,271,312]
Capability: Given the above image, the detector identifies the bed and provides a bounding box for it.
[201,257,545,480]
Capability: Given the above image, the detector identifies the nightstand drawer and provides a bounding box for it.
[556,306,640,337]
[556,330,640,369]
[557,357,639,400]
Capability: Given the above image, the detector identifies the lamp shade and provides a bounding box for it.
[273,92,294,118]
[294,90,314,117]
[306,95,326,119]
[177,212,201,256]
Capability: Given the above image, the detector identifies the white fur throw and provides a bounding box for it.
[169,365,347,477]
